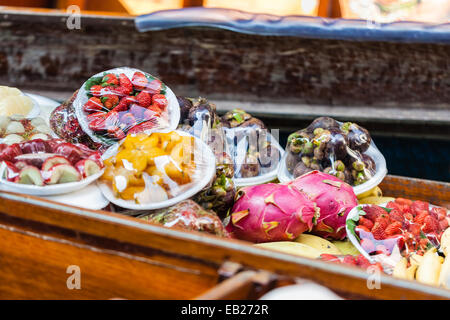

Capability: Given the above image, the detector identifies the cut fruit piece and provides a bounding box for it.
[44,164,81,184]
[15,153,56,168]
[16,166,44,186]
[3,161,19,181]
[29,133,50,141]
[42,156,71,172]
[2,134,24,145]
[5,121,25,134]
[75,159,101,178]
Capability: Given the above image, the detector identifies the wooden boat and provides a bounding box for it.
[0,175,448,299]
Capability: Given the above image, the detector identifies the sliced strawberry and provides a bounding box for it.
[42,156,71,172]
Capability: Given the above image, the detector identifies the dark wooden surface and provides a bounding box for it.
[0,175,448,299]
[0,8,449,114]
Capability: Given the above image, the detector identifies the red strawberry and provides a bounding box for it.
[362,205,386,222]
[112,96,135,113]
[131,72,149,91]
[152,94,168,110]
[127,120,157,135]
[404,212,413,221]
[371,222,387,240]
[90,85,103,96]
[395,198,412,206]
[87,112,107,122]
[343,255,357,266]
[408,223,422,236]
[102,73,119,86]
[412,200,429,215]
[375,215,389,229]
[386,234,405,250]
[356,254,372,269]
[83,97,103,113]
[385,221,403,236]
[360,238,375,253]
[107,126,126,140]
[89,116,106,132]
[389,209,404,223]
[102,94,119,109]
[422,216,440,233]
[144,79,162,95]
[439,219,449,231]
[431,207,447,221]
[359,216,374,230]
[119,73,133,95]
[355,225,371,234]
[414,210,429,224]
[136,91,152,107]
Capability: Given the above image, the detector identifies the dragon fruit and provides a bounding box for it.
[226,183,319,243]
[287,171,358,240]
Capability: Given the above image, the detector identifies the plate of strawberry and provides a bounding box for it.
[74,67,180,146]
[346,199,449,263]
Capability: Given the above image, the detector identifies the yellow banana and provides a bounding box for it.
[255,242,322,259]
[358,196,396,205]
[295,234,342,255]
[393,258,408,280]
[416,248,442,286]
[332,240,360,256]
[357,186,383,200]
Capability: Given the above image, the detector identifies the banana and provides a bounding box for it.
[416,248,442,286]
[332,240,360,256]
[393,257,408,280]
[357,186,383,200]
[438,256,450,289]
[358,196,396,205]
[295,234,342,255]
[255,242,322,259]
[440,227,450,256]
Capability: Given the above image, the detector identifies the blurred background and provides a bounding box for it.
[0,0,449,22]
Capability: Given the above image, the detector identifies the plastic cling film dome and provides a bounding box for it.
[74,67,180,148]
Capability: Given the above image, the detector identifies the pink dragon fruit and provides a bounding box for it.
[226,183,319,243]
[287,171,358,240]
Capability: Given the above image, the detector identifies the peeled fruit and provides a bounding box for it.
[35,124,53,135]
[29,133,50,141]
[2,134,24,145]
[17,166,44,186]
[0,116,11,130]
[5,121,25,134]
[0,95,33,117]
[30,118,46,127]
[255,242,322,259]
[135,183,168,204]
[295,234,342,255]
[45,164,81,184]
[416,247,442,286]
[75,159,101,178]
[42,156,71,172]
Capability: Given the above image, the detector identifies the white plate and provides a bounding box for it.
[97,130,216,211]
[44,182,109,210]
[23,94,41,119]
[0,162,105,196]
[73,67,180,147]
[277,141,387,196]
[232,133,285,187]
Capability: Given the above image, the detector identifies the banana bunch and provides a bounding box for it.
[255,234,342,258]
[357,186,395,205]
[393,228,450,288]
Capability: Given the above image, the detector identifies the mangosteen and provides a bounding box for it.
[293,162,313,178]
[177,96,193,123]
[342,122,372,152]
[306,117,340,133]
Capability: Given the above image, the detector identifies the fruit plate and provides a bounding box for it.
[233,133,285,187]
[0,161,105,196]
[74,67,181,147]
[97,130,216,211]
[277,141,387,196]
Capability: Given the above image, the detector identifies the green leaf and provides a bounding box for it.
[382,207,392,213]
[346,219,360,242]
[233,112,243,123]
[420,231,427,239]
[84,76,102,92]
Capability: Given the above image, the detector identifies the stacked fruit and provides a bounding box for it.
[83,71,168,141]
[0,116,53,145]
[354,199,449,257]
[101,131,196,204]
[0,139,103,186]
